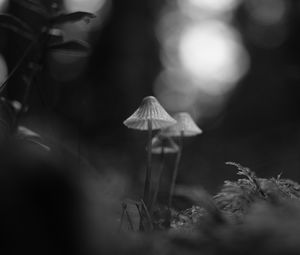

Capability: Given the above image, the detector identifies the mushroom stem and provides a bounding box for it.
[143,119,153,207]
[151,145,165,213]
[168,131,183,208]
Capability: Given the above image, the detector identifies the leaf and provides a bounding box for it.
[52,12,96,25]
[16,126,50,151]
[48,40,91,56]
[11,0,49,18]
[0,14,35,41]
[17,126,40,139]
[214,179,258,217]
[176,185,226,225]
[226,162,266,198]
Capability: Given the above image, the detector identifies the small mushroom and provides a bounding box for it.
[161,112,202,208]
[150,134,179,212]
[123,96,176,207]
[160,112,202,137]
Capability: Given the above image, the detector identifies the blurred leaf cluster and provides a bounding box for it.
[110,163,300,255]
[0,0,95,109]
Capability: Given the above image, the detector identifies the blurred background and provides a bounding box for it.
[1,0,300,205]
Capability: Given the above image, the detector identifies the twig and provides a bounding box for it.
[118,202,127,232]
[169,131,183,208]
[140,199,153,230]
[0,36,39,94]
[125,208,134,231]
[135,202,145,231]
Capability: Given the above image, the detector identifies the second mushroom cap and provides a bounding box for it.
[161,112,202,137]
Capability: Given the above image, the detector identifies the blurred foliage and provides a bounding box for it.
[0,0,95,105]
[2,1,300,254]
[115,163,300,255]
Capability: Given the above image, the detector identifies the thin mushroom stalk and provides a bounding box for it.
[160,112,202,209]
[144,119,153,207]
[168,131,183,208]
[151,145,165,213]
[149,135,178,213]
[140,120,153,232]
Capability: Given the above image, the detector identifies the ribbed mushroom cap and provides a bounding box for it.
[161,112,202,137]
[151,135,179,154]
[123,96,176,130]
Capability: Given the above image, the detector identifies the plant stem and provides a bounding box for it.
[20,28,50,114]
[143,119,152,207]
[168,131,183,208]
[136,202,146,232]
[0,38,38,94]
[125,209,134,231]
[118,202,127,232]
[151,145,165,213]
[140,199,153,231]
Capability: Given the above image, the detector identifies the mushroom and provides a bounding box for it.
[161,112,202,208]
[150,134,178,212]
[123,96,176,207]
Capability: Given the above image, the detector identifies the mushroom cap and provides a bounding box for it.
[151,135,179,154]
[123,96,176,130]
[160,112,202,137]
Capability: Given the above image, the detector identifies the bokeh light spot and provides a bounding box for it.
[178,21,249,94]
[181,0,240,13]
[247,0,287,26]
[0,0,8,12]
[64,0,107,13]
[156,0,250,121]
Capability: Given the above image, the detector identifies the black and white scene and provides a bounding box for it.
[1,0,300,254]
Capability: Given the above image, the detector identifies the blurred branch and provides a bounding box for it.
[0,38,38,94]
[0,14,35,41]
[52,12,96,24]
